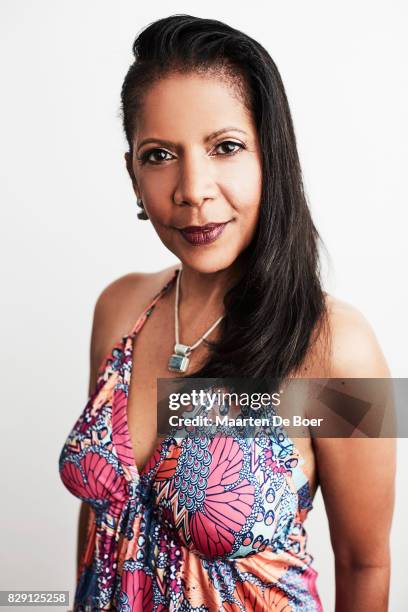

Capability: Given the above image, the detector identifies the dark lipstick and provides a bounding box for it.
[179,222,229,246]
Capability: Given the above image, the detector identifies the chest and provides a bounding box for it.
[126,324,317,497]
[126,309,209,473]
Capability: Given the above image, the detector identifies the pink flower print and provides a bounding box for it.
[60,451,127,516]
[155,443,182,481]
[189,436,255,558]
[112,389,135,467]
[119,568,154,610]
[264,448,287,474]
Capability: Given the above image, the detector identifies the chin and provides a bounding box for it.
[177,250,239,275]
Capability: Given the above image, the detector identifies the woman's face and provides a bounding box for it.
[125,71,262,274]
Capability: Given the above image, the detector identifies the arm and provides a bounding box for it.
[313,302,396,612]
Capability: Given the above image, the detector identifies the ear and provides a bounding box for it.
[124,152,140,198]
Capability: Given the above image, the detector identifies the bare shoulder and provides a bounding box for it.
[90,264,179,372]
[324,293,391,377]
[298,293,390,378]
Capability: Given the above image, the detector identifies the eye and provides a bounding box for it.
[138,148,174,165]
[212,140,245,156]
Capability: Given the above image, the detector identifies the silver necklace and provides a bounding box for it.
[168,268,225,373]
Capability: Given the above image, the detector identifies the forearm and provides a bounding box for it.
[335,562,390,612]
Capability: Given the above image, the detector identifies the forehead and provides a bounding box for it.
[135,72,255,140]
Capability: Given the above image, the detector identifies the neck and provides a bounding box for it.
[178,257,246,313]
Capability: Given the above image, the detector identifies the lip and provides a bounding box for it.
[178,221,229,246]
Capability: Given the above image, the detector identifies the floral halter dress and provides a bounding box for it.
[59,268,323,611]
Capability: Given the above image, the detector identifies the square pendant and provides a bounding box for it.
[168,353,190,373]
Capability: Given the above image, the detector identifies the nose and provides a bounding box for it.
[173,150,217,208]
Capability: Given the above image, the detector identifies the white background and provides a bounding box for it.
[0,1,407,609]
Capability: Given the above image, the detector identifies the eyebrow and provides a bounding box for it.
[204,127,248,142]
[136,127,248,152]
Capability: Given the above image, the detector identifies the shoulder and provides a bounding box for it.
[324,294,391,377]
[93,264,179,333]
[90,264,179,367]
[299,294,390,378]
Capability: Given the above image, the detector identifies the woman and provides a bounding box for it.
[59,14,395,611]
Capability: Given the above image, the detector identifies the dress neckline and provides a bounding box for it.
[112,267,181,480]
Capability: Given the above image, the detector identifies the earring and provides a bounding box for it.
[137,198,149,221]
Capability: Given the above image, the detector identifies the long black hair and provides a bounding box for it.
[120,14,331,385]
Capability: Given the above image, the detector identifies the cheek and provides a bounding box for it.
[137,173,174,216]
[222,159,262,212]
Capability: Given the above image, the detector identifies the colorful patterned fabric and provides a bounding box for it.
[59,268,323,611]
